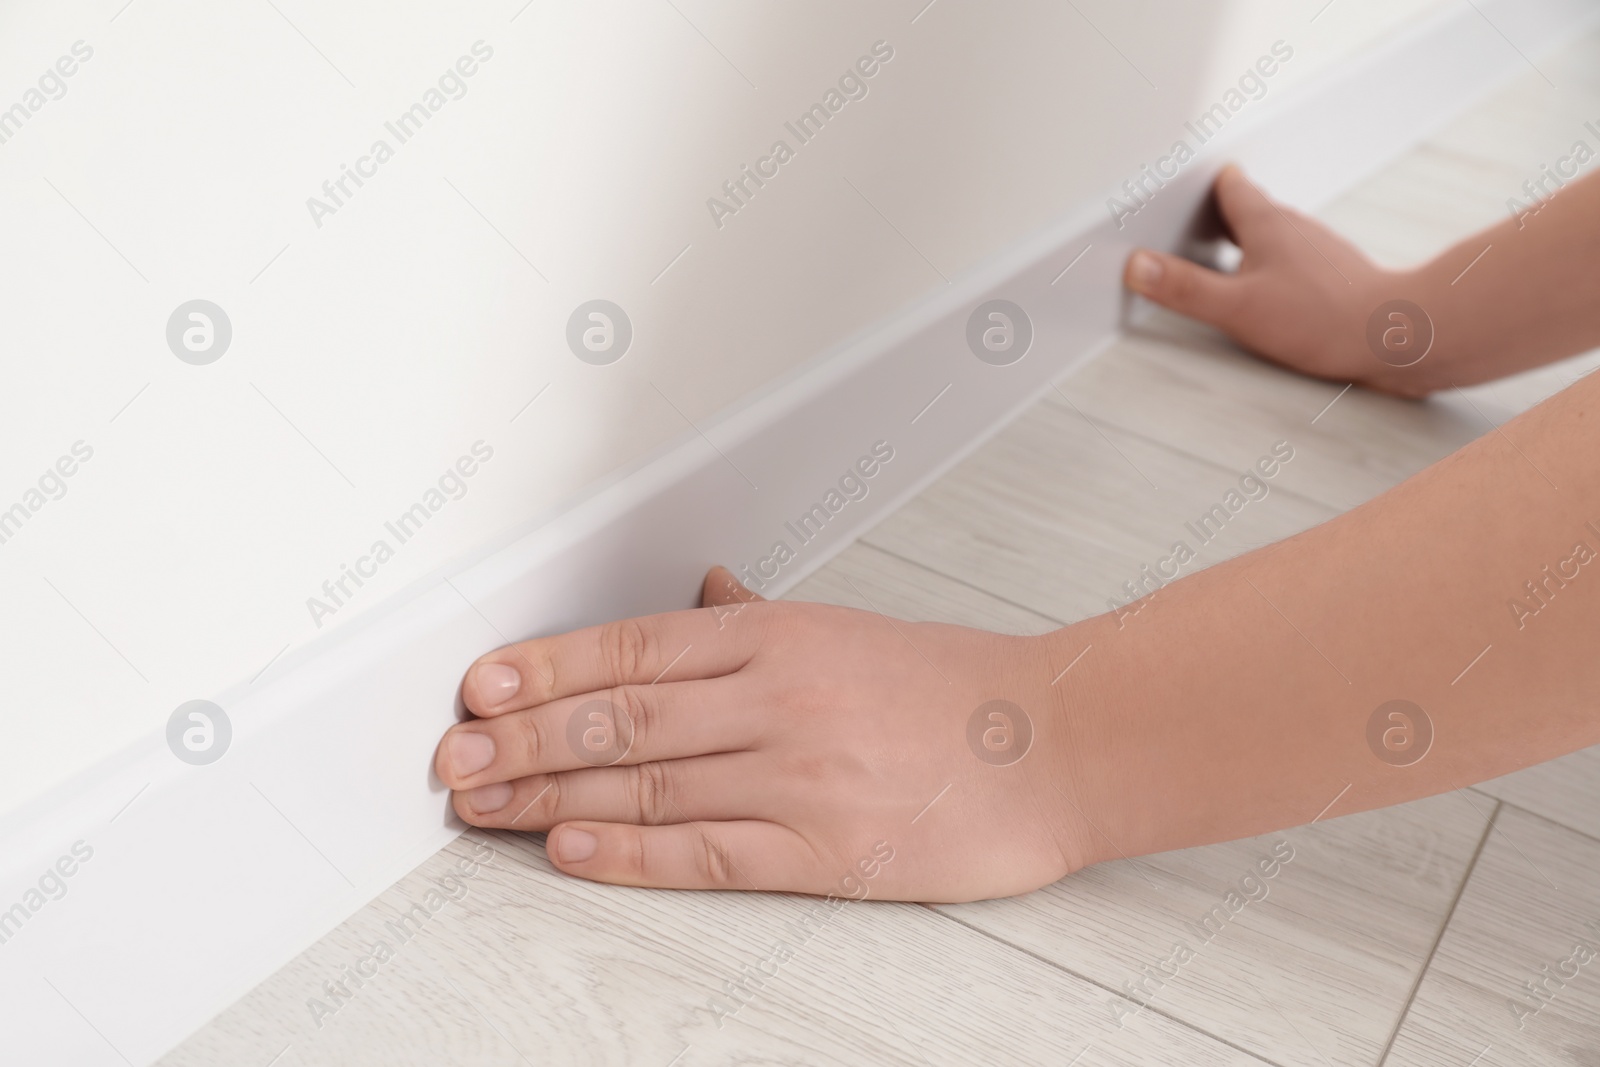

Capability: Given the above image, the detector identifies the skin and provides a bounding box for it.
[1124,165,1600,397]
[437,165,1600,903]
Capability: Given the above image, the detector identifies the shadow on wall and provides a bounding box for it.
[0,0,1440,814]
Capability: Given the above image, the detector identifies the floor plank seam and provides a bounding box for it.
[472,774,1595,1067]
[1038,383,1365,519]
[842,542,1076,628]
[1491,796,1600,852]
[924,907,1291,1067]
[1373,798,1501,1067]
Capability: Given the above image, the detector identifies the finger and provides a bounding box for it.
[547,819,820,893]
[438,677,760,788]
[462,602,768,716]
[452,752,764,830]
[700,565,765,609]
[1216,165,1341,266]
[1124,248,1243,332]
[1211,164,1279,249]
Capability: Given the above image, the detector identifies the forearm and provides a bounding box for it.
[1402,167,1600,390]
[1057,369,1600,861]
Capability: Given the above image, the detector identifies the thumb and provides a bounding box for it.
[1124,249,1243,332]
[700,565,765,609]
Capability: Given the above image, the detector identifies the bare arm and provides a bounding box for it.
[1058,367,1600,860]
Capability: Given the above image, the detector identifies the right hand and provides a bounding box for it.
[1123,165,1437,398]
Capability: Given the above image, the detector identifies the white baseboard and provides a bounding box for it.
[3,0,1593,1061]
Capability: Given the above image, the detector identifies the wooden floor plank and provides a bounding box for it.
[1061,312,1598,519]
[938,794,1491,1067]
[1385,805,1600,1066]
[1474,747,1600,844]
[785,542,1061,635]
[160,832,1268,1067]
[1057,315,1487,516]
[860,394,1340,624]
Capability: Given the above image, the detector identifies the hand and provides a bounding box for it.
[1124,165,1439,398]
[435,567,1097,902]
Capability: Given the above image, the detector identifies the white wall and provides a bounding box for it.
[0,0,1455,815]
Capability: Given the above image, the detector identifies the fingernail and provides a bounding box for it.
[473,662,521,708]
[556,828,598,863]
[465,782,513,815]
[449,731,496,777]
[1128,251,1163,292]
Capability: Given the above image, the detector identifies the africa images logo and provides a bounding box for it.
[705,40,895,230]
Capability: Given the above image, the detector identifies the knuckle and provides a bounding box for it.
[516,711,551,768]
[628,827,652,881]
[600,617,654,682]
[529,646,558,701]
[503,643,557,704]
[512,774,561,827]
[697,833,739,889]
[629,761,675,826]
[536,774,564,820]
[611,685,655,756]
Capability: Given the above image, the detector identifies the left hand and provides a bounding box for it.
[435,567,1098,902]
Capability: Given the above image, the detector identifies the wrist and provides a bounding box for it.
[1352,266,1460,397]
[1028,621,1132,871]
